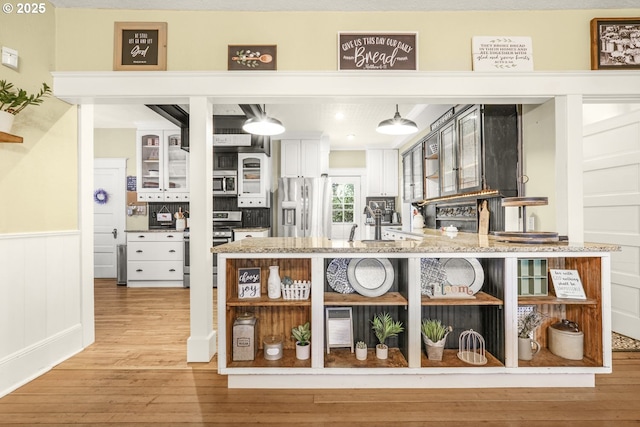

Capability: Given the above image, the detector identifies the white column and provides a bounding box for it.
[187,97,216,362]
[78,104,96,347]
[554,95,584,243]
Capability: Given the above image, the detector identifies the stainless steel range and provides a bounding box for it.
[183,211,242,288]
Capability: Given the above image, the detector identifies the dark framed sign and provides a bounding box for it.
[114,22,167,71]
[338,32,417,71]
[228,45,277,70]
[590,17,640,70]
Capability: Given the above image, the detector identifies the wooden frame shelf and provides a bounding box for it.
[325,347,407,368]
[518,296,598,305]
[229,349,311,368]
[517,348,600,368]
[422,291,503,306]
[324,291,407,306]
[421,349,503,368]
[227,295,311,307]
[0,131,23,143]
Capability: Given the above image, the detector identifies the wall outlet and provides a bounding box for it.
[1,47,18,69]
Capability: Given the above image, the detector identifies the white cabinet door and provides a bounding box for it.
[238,153,271,207]
[280,139,321,178]
[367,149,398,196]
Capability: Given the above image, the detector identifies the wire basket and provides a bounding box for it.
[281,281,311,300]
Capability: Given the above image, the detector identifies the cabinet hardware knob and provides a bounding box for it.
[169,269,176,272]
[136,269,143,272]
[169,250,176,253]
[136,250,143,253]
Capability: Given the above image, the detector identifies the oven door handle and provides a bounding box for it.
[222,177,227,193]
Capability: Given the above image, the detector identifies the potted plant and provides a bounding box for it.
[291,321,311,360]
[421,319,453,361]
[355,340,367,361]
[0,80,52,133]
[517,310,545,360]
[371,312,403,360]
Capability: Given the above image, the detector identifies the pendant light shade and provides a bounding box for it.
[242,105,285,136]
[376,104,418,135]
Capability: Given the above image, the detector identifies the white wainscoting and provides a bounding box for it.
[0,231,84,397]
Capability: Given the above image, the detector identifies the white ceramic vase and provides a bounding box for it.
[518,337,541,361]
[295,342,310,360]
[267,265,281,299]
[375,344,388,360]
[0,110,15,133]
[355,345,368,361]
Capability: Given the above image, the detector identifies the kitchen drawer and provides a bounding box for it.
[127,261,183,281]
[234,229,270,241]
[127,232,183,243]
[127,242,183,261]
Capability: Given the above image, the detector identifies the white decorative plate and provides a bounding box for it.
[326,258,355,294]
[439,258,484,295]
[347,258,394,298]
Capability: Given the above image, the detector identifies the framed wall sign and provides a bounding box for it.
[238,267,261,299]
[228,45,277,70]
[590,17,640,70]
[471,36,534,71]
[114,22,167,71]
[338,32,417,71]
[550,269,586,300]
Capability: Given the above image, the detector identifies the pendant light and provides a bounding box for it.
[242,105,285,136]
[376,104,418,135]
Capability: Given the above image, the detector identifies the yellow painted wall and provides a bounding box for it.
[329,150,366,169]
[0,3,77,233]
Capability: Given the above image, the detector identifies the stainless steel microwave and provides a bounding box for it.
[213,170,237,196]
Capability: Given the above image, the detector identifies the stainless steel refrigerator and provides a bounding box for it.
[277,177,332,238]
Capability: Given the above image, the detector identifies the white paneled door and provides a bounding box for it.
[94,158,126,278]
[584,108,640,340]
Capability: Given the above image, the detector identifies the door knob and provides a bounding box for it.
[112,228,118,239]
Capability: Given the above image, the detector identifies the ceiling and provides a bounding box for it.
[72,0,637,149]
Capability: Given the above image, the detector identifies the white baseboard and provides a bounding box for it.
[0,324,84,398]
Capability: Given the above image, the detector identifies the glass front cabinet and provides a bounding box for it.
[137,129,189,201]
[237,153,271,207]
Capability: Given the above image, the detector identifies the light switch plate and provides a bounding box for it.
[2,47,18,69]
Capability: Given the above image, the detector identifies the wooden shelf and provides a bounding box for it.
[0,131,23,143]
[325,347,407,368]
[228,349,311,368]
[227,295,311,307]
[421,349,503,368]
[422,291,503,306]
[517,348,600,368]
[518,295,597,305]
[324,291,407,306]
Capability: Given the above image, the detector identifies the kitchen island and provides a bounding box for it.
[213,231,619,389]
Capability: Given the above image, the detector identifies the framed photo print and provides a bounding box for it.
[590,17,640,70]
[114,22,167,71]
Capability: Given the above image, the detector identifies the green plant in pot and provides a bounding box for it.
[371,312,403,360]
[291,321,311,360]
[0,80,52,133]
[421,319,453,361]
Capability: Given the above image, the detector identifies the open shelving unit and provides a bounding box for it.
[217,250,611,388]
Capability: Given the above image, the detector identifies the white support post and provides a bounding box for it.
[554,95,584,243]
[187,97,216,362]
[78,104,96,347]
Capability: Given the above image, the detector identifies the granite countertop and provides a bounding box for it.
[211,228,620,254]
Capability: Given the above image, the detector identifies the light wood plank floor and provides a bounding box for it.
[1,279,640,426]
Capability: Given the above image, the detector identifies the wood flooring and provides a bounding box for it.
[1,279,640,426]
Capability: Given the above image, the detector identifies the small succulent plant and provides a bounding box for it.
[371,312,404,348]
[421,319,453,342]
[355,341,367,349]
[291,322,311,346]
